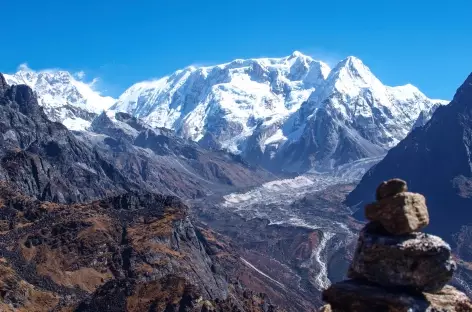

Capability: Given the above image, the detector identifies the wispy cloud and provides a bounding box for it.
[75,71,86,80]
[17,63,32,72]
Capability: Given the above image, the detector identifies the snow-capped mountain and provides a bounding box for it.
[411,102,444,131]
[111,51,323,159]
[5,65,115,130]
[4,53,446,172]
[111,51,330,154]
[111,52,446,172]
[272,56,448,171]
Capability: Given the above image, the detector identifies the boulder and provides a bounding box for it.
[365,192,429,235]
[322,280,472,312]
[348,222,456,292]
[376,178,408,200]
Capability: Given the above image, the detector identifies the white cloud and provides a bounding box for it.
[17,63,32,72]
[90,77,100,87]
[75,71,86,80]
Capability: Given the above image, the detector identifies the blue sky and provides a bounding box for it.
[2,0,471,100]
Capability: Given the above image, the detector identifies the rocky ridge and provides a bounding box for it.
[0,72,271,202]
[321,179,472,311]
[4,67,114,130]
[0,181,283,312]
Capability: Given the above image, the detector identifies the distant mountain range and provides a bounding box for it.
[5,53,447,173]
[0,73,270,202]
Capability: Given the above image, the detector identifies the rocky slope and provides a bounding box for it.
[4,67,114,130]
[110,53,445,172]
[0,73,271,202]
[193,182,361,311]
[346,73,472,242]
[0,181,282,312]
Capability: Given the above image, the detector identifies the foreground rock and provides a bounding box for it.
[322,179,471,311]
[323,280,472,312]
[375,178,408,200]
[365,192,429,235]
[348,222,455,292]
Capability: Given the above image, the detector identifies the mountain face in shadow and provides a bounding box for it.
[347,73,472,242]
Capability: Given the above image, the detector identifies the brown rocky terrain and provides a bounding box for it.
[0,181,283,311]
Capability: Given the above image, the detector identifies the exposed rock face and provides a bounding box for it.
[0,258,59,312]
[365,192,429,235]
[0,181,281,311]
[348,223,455,292]
[322,179,471,311]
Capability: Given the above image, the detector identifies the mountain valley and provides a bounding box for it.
[1,53,471,311]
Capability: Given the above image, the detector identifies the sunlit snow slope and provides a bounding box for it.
[5,66,115,130]
[111,52,446,172]
[5,53,446,172]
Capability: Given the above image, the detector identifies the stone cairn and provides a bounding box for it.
[321,179,472,311]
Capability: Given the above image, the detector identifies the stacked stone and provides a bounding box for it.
[321,179,472,312]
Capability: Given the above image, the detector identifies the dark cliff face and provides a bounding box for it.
[347,73,472,242]
[0,182,281,311]
[0,73,271,203]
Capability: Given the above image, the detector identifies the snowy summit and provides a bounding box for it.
[5,65,115,130]
[5,53,447,172]
[110,52,446,172]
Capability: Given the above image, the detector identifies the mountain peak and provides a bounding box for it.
[289,51,305,58]
[317,55,382,99]
[6,67,115,112]
[343,55,363,64]
[334,56,370,76]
